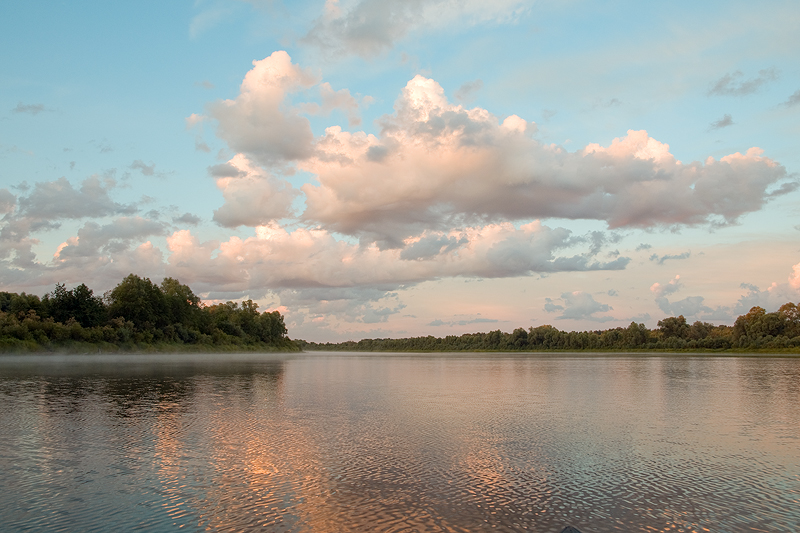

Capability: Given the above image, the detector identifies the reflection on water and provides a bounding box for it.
[1,353,799,532]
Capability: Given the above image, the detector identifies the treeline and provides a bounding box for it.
[0,274,297,352]
[300,304,800,353]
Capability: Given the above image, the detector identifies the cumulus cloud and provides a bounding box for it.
[650,274,682,298]
[0,177,139,278]
[207,51,318,165]
[210,154,299,227]
[708,68,779,96]
[544,291,613,322]
[300,82,363,126]
[53,217,167,261]
[0,189,15,215]
[733,262,800,315]
[296,74,789,245]
[302,0,532,57]
[400,234,468,260]
[656,295,715,318]
[709,114,734,130]
[649,274,729,319]
[162,221,628,299]
[16,176,136,221]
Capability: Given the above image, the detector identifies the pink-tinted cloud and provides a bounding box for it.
[210,154,299,227]
[207,51,318,165]
[297,75,789,245]
[163,221,626,296]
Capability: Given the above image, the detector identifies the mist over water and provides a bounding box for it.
[1,353,799,532]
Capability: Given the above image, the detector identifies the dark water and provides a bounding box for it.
[1,353,799,532]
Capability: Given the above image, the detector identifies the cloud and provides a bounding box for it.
[207,51,318,165]
[655,295,714,318]
[16,176,136,221]
[300,82,363,126]
[0,189,15,215]
[635,243,652,251]
[544,291,614,322]
[427,316,499,327]
[172,212,202,225]
[708,68,779,96]
[400,234,468,260]
[733,262,800,315]
[195,80,215,89]
[709,113,734,130]
[130,160,156,176]
[162,221,629,300]
[189,6,233,38]
[649,251,690,265]
[783,89,800,107]
[53,217,168,261]
[302,0,532,58]
[454,79,483,102]
[12,102,45,115]
[297,74,789,244]
[210,154,299,227]
[650,274,681,298]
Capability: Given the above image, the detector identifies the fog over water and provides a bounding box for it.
[1,353,799,532]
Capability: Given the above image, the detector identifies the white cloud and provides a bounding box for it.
[300,82,363,126]
[297,75,789,245]
[544,291,614,322]
[208,51,318,165]
[210,154,299,227]
[163,221,626,298]
[650,275,682,298]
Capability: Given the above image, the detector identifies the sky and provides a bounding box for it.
[1,0,799,342]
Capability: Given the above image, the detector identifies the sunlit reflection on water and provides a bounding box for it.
[1,353,799,532]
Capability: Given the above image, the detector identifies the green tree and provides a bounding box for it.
[160,277,202,327]
[45,283,106,327]
[107,274,167,330]
[658,315,689,339]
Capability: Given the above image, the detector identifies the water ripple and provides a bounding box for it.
[1,354,799,531]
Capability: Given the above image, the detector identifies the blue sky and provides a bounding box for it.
[1,0,799,341]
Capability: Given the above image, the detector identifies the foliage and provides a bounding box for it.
[0,274,297,353]
[299,305,800,353]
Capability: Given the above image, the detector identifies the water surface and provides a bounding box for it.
[1,352,799,532]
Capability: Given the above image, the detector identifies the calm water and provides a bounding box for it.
[0,353,799,532]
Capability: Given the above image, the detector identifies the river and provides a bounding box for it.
[1,352,798,532]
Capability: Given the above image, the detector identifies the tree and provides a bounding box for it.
[623,322,649,346]
[160,277,202,327]
[107,274,167,330]
[658,315,689,339]
[45,283,106,327]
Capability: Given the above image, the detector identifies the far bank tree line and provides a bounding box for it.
[300,304,800,352]
[0,275,296,352]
